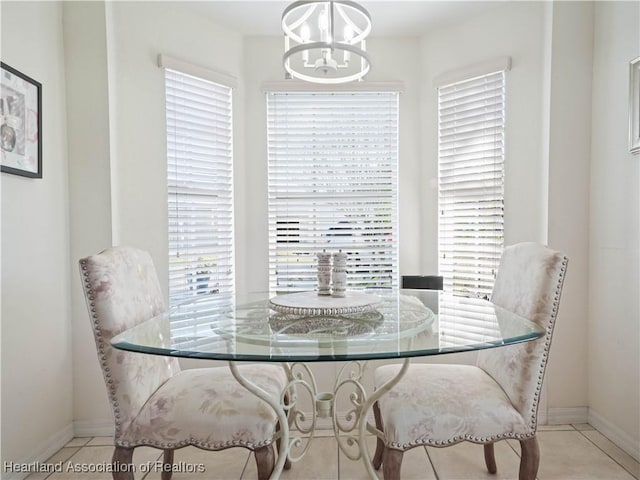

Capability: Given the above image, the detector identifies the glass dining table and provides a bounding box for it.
[111,289,543,480]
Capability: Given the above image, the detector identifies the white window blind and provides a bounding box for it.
[438,295,502,349]
[267,91,399,293]
[165,68,235,308]
[438,71,505,299]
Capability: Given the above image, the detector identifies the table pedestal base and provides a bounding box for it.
[229,358,411,480]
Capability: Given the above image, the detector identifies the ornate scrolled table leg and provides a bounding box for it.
[230,357,410,480]
[282,363,321,461]
[229,361,321,479]
[333,358,412,480]
[228,362,291,480]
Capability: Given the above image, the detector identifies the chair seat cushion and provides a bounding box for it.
[120,364,288,450]
[375,364,531,450]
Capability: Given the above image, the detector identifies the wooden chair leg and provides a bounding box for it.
[112,446,134,480]
[382,447,403,480]
[372,401,385,470]
[519,437,540,480]
[161,449,174,480]
[484,442,497,473]
[255,444,276,480]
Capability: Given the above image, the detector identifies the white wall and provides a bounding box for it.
[239,36,422,294]
[419,1,548,278]
[64,0,117,433]
[589,1,640,460]
[66,0,246,426]
[1,0,73,466]
[419,1,593,414]
[417,2,549,372]
[107,1,245,289]
[2,0,637,464]
[543,0,593,416]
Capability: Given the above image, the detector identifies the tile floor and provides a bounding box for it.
[25,424,639,480]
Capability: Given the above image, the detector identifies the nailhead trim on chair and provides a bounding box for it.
[115,438,273,450]
[523,256,567,433]
[80,260,127,438]
[386,254,568,451]
[80,258,272,451]
[388,431,537,450]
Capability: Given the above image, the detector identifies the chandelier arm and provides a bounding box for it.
[283,42,371,84]
[336,4,360,36]
[283,42,370,61]
[282,3,317,41]
[335,3,371,42]
[284,66,371,84]
[335,1,372,38]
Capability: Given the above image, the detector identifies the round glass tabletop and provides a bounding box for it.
[111,290,544,362]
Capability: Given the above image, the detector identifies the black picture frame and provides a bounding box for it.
[629,56,640,155]
[1,62,42,178]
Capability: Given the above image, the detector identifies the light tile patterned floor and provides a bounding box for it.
[25,424,638,480]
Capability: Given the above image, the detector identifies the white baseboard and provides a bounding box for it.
[2,423,74,480]
[546,406,589,425]
[72,418,114,438]
[588,408,640,462]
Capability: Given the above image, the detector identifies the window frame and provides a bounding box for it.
[266,90,400,294]
[437,68,507,299]
[162,58,236,309]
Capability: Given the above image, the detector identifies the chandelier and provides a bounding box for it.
[282,1,372,84]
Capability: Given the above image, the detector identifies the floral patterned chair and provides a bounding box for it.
[79,246,288,480]
[372,242,568,479]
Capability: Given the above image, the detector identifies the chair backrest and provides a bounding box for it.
[79,246,179,440]
[477,242,568,432]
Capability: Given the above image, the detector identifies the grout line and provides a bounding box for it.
[576,428,639,480]
[424,446,440,480]
[505,438,521,458]
[238,449,251,480]
[139,450,162,480]
[145,450,164,480]
[67,437,92,448]
[38,444,86,480]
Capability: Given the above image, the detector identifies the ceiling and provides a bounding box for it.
[193,1,503,37]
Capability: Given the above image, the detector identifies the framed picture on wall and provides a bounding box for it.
[630,56,640,155]
[1,62,42,178]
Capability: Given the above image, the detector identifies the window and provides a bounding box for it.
[438,70,505,298]
[164,67,235,307]
[267,91,399,293]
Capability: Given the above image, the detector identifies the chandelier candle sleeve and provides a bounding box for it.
[317,249,332,296]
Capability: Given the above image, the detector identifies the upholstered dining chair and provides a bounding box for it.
[372,242,568,480]
[79,246,289,480]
